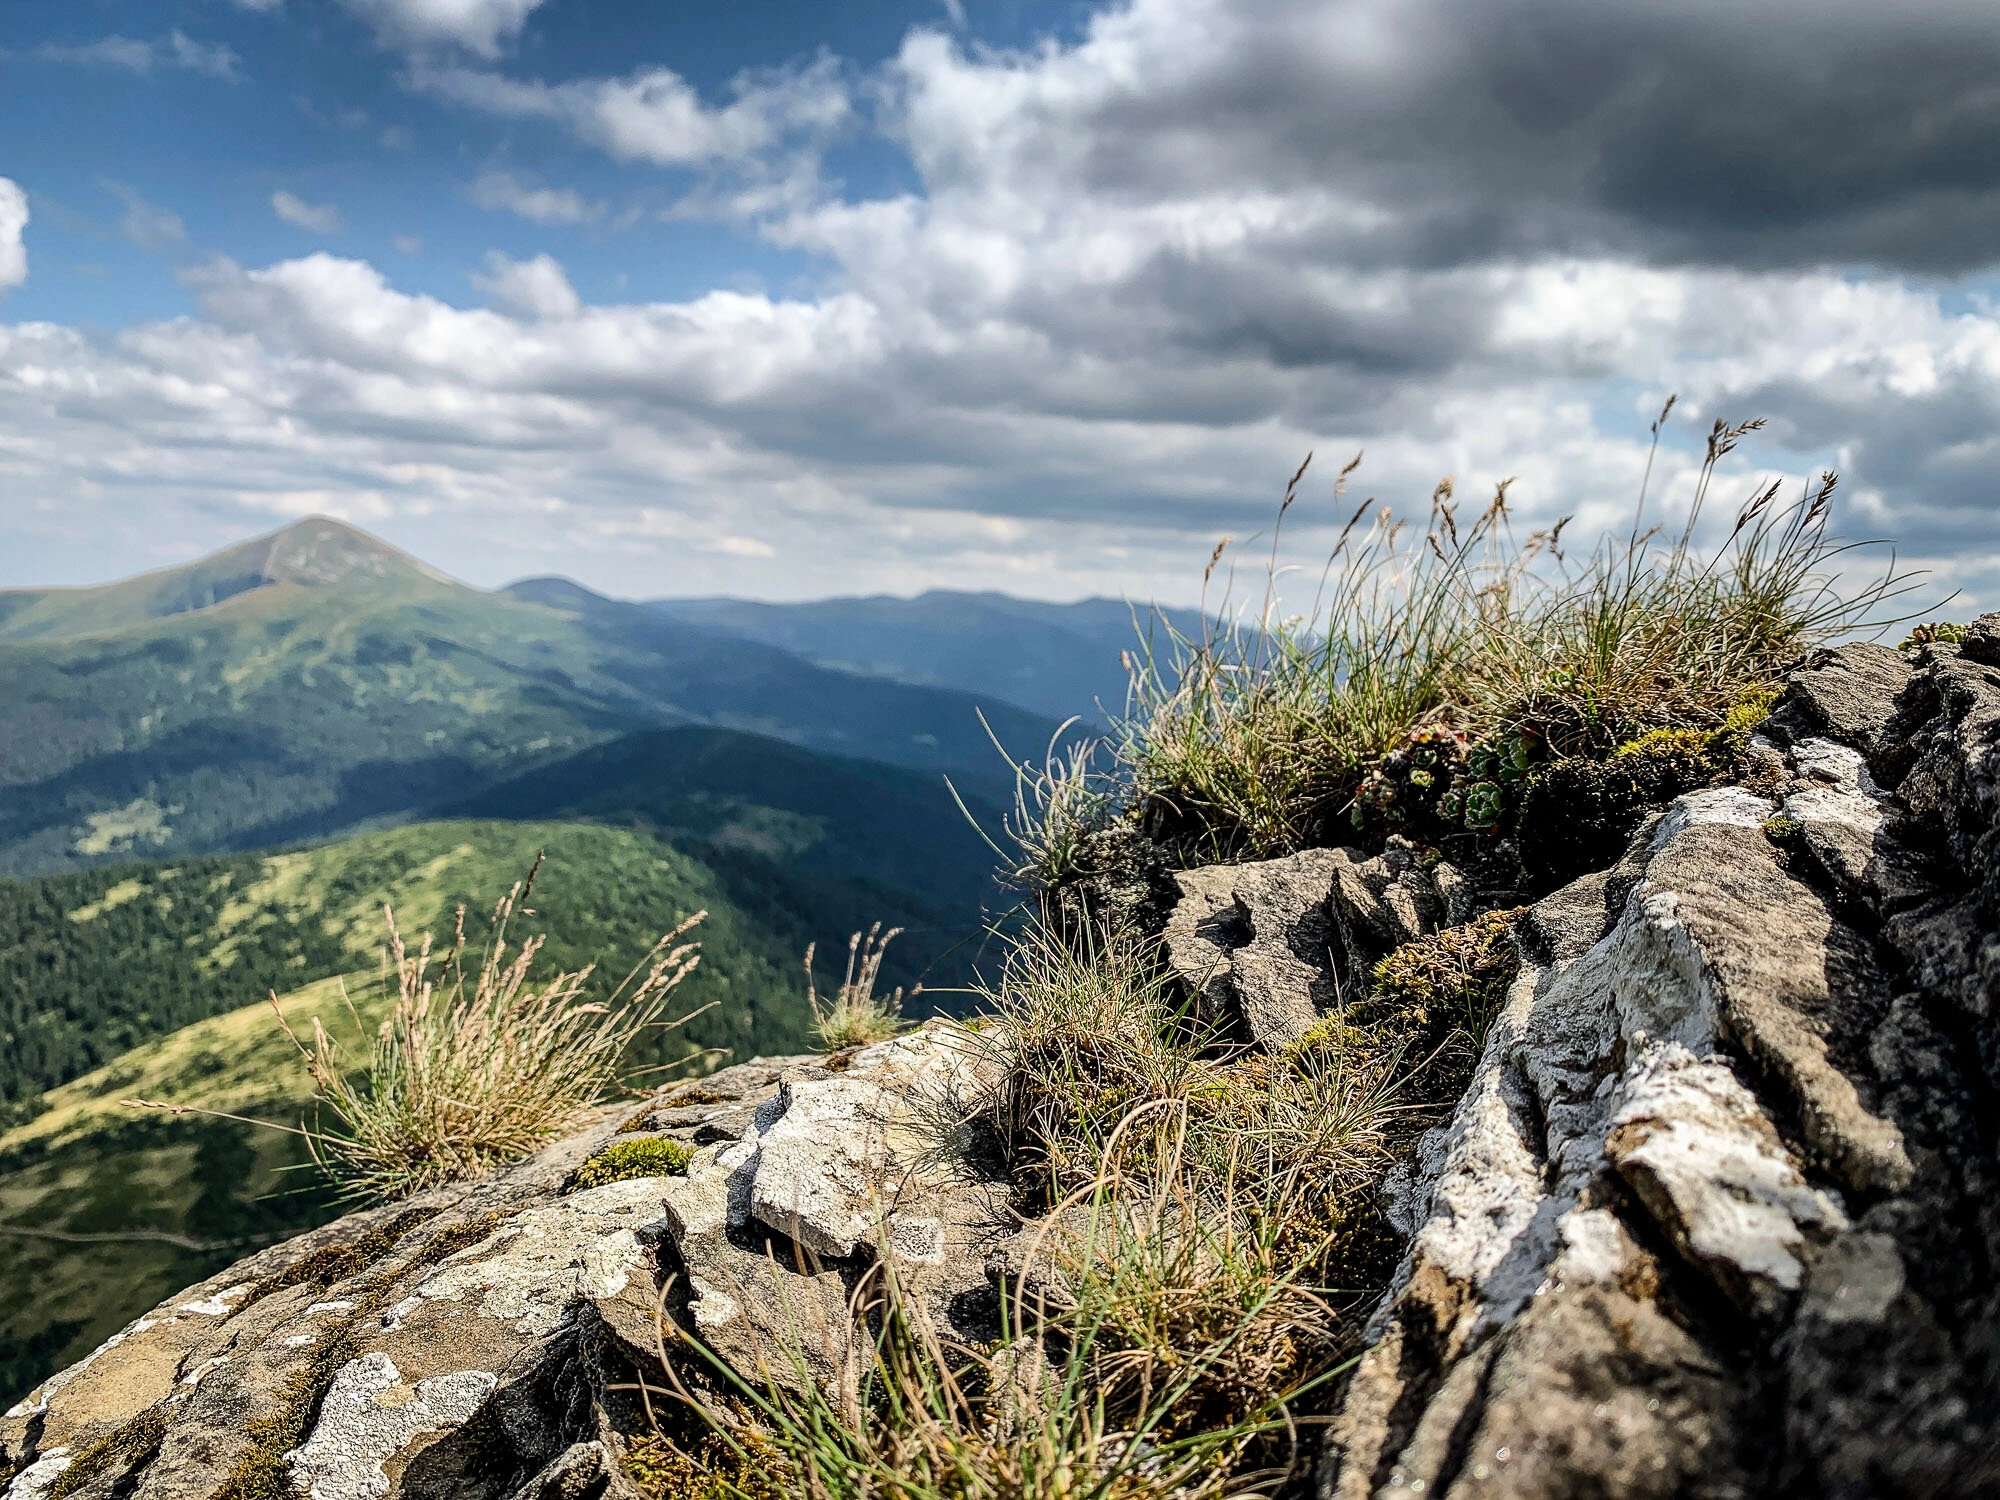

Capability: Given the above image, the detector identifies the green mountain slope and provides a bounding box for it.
[0,519,1057,877]
[0,812,989,1110]
[648,589,1203,725]
[0,976,376,1406]
[0,806,995,1403]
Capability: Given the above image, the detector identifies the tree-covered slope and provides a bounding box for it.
[445,724,1008,913]
[0,814,990,1111]
[0,519,1056,877]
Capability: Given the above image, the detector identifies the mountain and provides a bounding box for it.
[647,590,1205,726]
[0,518,450,643]
[0,519,1058,877]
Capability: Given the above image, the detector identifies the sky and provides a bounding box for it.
[4,0,2000,610]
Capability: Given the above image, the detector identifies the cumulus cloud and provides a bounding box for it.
[270,191,344,234]
[0,179,26,294]
[36,30,242,80]
[468,171,602,225]
[412,53,852,170]
[11,0,2000,604]
[469,251,581,318]
[339,0,545,58]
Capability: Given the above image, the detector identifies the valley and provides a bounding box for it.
[0,517,1096,1407]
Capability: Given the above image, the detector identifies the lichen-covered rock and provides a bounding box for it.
[1321,620,2000,1499]
[748,1023,1002,1259]
[0,1031,1008,1500]
[1164,842,1442,1047]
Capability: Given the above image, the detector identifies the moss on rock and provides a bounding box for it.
[1370,907,1528,1047]
[572,1138,693,1191]
[1517,690,1777,888]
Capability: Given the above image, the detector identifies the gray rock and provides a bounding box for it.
[1956,608,2000,667]
[1324,645,2000,1500]
[1774,641,1913,763]
[747,1021,1002,1260]
[1163,844,1442,1048]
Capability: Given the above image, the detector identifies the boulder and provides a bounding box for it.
[1322,631,2000,1499]
[0,1034,1012,1500]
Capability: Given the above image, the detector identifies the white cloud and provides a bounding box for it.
[339,0,545,59]
[469,251,581,319]
[0,179,27,294]
[468,171,602,225]
[9,0,2000,606]
[271,191,344,234]
[412,53,851,170]
[36,30,241,81]
[102,182,186,252]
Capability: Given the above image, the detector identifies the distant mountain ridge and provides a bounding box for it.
[0,518,1060,877]
[648,589,1205,725]
[0,518,447,643]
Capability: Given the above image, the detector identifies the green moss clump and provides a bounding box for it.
[663,1085,729,1108]
[46,1403,169,1499]
[623,1430,793,1500]
[1899,621,1966,651]
[1763,814,1803,841]
[572,1138,693,1191]
[1517,688,1777,887]
[1370,908,1527,1046]
[1721,688,1781,736]
[216,1326,363,1500]
[619,1085,731,1131]
[408,1211,510,1268]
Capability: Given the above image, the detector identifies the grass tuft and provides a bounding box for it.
[265,859,707,1199]
[805,924,915,1052]
[1106,411,1918,866]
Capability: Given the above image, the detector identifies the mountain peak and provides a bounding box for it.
[252,516,449,590]
[0,517,458,643]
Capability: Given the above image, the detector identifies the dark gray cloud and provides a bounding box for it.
[1018,0,2000,274]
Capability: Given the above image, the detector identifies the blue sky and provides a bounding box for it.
[5,0,2000,610]
[8,2,1089,325]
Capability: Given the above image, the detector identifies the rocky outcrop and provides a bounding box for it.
[0,1024,1007,1500]
[1164,840,1453,1047]
[11,628,2000,1500]
[1321,636,2000,1499]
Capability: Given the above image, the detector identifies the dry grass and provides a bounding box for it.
[636,1185,1335,1500]
[263,860,707,1199]
[1115,404,1923,863]
[806,923,916,1052]
[616,917,1406,1498]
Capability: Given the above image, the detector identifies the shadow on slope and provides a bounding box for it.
[443,723,1011,914]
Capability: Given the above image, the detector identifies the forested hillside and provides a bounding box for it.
[0,800,1001,1112]
[0,518,1057,878]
